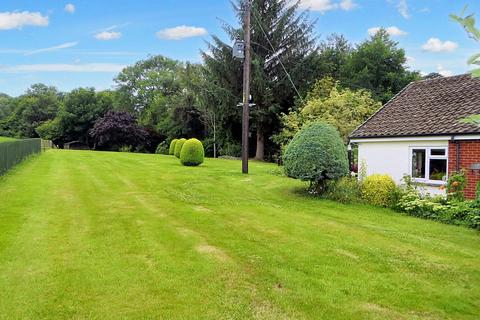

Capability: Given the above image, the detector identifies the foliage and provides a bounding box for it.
[452,7,480,125]
[0,94,15,124]
[283,122,348,191]
[204,0,318,160]
[447,170,467,202]
[119,145,133,153]
[396,189,480,230]
[323,176,362,204]
[115,55,184,113]
[174,138,187,158]
[115,56,205,140]
[477,181,480,201]
[155,141,169,155]
[169,139,178,155]
[361,174,396,207]
[460,115,480,126]
[37,88,113,147]
[180,138,205,166]
[0,84,60,138]
[90,111,148,151]
[274,77,381,148]
[340,29,420,103]
[219,140,242,157]
[451,7,480,77]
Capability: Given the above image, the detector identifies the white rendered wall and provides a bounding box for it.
[357,139,448,196]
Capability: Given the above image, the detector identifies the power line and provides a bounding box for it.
[251,7,304,105]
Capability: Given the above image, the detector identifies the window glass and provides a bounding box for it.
[412,149,426,178]
[431,149,446,156]
[429,159,447,181]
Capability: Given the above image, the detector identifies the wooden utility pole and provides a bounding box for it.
[242,0,251,174]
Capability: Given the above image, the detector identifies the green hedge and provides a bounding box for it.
[169,139,178,155]
[0,139,41,175]
[180,138,204,166]
[174,138,187,158]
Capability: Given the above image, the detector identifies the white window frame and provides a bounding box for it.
[409,147,448,185]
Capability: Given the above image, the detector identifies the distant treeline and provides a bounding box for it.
[0,1,438,160]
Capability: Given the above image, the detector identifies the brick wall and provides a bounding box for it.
[448,140,480,199]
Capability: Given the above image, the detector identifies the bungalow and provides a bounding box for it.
[349,74,480,198]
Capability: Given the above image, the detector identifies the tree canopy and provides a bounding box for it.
[274,77,382,148]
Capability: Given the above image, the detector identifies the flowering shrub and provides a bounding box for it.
[447,170,467,201]
[395,180,480,230]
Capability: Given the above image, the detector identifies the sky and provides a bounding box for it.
[0,0,478,96]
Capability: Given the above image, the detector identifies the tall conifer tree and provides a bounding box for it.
[203,0,316,160]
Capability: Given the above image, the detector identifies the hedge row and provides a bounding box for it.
[160,138,204,167]
[0,139,42,175]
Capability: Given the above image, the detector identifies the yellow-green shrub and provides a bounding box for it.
[362,174,396,207]
[180,138,204,166]
[174,138,186,158]
[169,139,178,155]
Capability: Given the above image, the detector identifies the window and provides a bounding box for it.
[410,147,448,183]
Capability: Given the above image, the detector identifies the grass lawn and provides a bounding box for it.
[0,137,16,142]
[0,150,479,319]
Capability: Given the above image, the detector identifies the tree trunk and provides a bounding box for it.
[255,130,265,161]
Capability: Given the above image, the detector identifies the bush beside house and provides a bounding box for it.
[283,122,348,192]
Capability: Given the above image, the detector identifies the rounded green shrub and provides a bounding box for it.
[174,138,187,158]
[283,122,348,191]
[361,174,396,207]
[169,139,178,155]
[180,138,205,166]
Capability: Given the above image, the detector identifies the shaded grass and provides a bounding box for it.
[0,150,478,319]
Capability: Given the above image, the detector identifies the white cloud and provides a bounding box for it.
[340,0,357,11]
[436,64,453,77]
[65,4,75,14]
[156,25,207,40]
[94,31,122,41]
[0,63,126,73]
[298,0,357,13]
[298,0,337,12]
[422,38,458,53]
[24,42,78,55]
[368,26,407,37]
[397,0,409,19]
[406,56,415,64]
[0,11,49,30]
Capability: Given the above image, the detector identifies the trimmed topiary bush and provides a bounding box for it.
[174,138,187,158]
[283,122,348,192]
[169,139,178,155]
[362,174,396,207]
[180,138,205,166]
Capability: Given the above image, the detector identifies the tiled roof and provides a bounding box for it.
[350,74,480,139]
